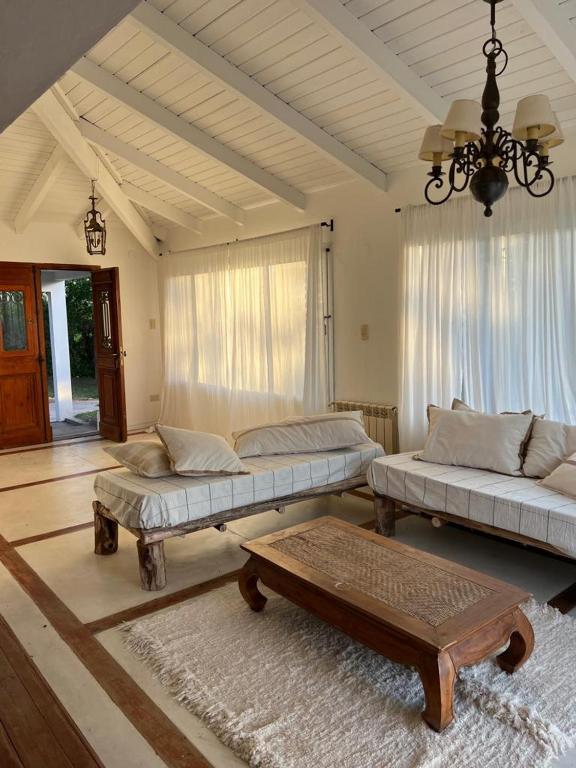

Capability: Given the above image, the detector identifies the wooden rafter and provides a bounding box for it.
[78,119,244,225]
[13,145,68,233]
[292,0,447,125]
[122,183,202,234]
[32,88,159,259]
[509,0,576,86]
[131,2,388,193]
[71,58,307,211]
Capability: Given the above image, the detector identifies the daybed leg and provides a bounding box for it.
[93,502,118,555]
[137,540,166,591]
[374,495,396,537]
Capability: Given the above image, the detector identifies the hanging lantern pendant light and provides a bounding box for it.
[84,179,107,255]
[419,0,563,216]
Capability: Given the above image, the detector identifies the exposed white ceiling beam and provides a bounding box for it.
[122,182,202,234]
[510,0,576,85]
[33,88,159,259]
[78,119,245,224]
[13,145,68,233]
[291,0,447,125]
[71,57,307,211]
[131,2,388,193]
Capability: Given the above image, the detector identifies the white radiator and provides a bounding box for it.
[332,400,399,455]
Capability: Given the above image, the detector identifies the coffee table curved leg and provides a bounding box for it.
[418,651,457,732]
[496,608,535,674]
[239,557,267,612]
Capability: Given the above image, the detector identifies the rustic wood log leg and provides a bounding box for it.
[374,495,396,537]
[238,557,267,612]
[496,608,535,673]
[418,651,457,732]
[137,540,167,591]
[93,502,118,555]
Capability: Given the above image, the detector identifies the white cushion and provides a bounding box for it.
[104,441,174,478]
[232,411,372,458]
[523,419,576,478]
[540,461,576,500]
[156,424,247,476]
[419,408,534,476]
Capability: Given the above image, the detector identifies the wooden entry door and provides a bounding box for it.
[92,268,127,442]
[0,264,49,448]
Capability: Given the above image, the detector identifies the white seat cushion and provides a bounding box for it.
[368,453,576,558]
[95,443,384,530]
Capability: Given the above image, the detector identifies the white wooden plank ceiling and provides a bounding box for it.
[1,0,576,231]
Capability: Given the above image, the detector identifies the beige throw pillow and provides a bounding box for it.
[522,419,576,478]
[539,461,576,499]
[232,411,372,458]
[104,441,174,478]
[156,424,247,476]
[419,408,534,476]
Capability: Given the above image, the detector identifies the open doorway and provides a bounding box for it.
[41,270,99,440]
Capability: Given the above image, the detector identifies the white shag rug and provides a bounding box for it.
[123,586,576,768]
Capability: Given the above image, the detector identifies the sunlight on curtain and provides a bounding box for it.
[400,177,576,450]
[160,226,327,436]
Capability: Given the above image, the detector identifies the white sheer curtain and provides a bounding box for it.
[400,177,576,450]
[160,225,328,436]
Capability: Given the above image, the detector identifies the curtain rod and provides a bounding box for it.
[159,219,334,256]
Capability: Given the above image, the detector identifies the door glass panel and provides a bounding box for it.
[0,290,27,351]
[99,289,113,350]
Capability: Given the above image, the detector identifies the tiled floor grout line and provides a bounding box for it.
[0,531,212,768]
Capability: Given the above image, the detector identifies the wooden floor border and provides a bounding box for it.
[0,467,120,494]
[0,534,211,768]
[86,570,242,634]
[11,522,95,548]
[0,430,148,458]
[0,615,105,767]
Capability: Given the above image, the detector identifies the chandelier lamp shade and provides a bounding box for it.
[418,0,564,217]
[84,179,107,255]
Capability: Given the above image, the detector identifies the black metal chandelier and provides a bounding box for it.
[84,179,107,255]
[419,0,564,217]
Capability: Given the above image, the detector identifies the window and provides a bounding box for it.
[160,226,328,436]
[0,290,27,351]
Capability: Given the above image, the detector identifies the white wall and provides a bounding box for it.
[0,220,162,431]
[163,135,576,410]
[4,137,576,423]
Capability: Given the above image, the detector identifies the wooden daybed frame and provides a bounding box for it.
[93,475,368,591]
[373,495,576,560]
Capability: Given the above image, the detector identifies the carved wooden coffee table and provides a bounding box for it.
[239,516,534,731]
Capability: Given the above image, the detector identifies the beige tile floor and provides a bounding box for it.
[1,438,575,768]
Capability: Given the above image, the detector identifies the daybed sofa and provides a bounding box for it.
[369,452,576,560]
[93,442,384,590]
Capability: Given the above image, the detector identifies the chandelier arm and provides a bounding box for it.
[424,171,455,206]
[524,164,555,198]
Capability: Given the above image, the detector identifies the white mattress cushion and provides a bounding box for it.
[367,452,576,558]
[94,443,384,530]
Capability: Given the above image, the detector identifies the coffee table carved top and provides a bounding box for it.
[243,517,531,648]
[270,523,494,627]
